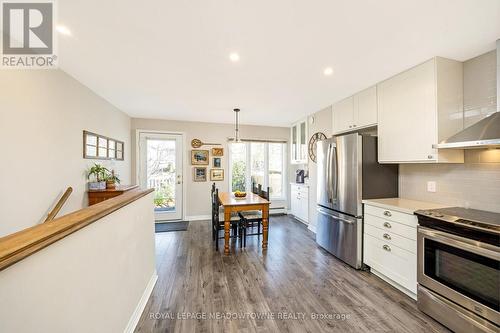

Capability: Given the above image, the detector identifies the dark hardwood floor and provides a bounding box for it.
[135,215,449,333]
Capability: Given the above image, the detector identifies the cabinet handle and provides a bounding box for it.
[383,245,391,252]
[383,233,391,240]
[349,125,352,128]
[353,124,357,127]
[383,210,392,217]
[383,222,391,229]
[428,155,433,159]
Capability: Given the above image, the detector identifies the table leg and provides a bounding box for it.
[224,208,231,255]
[262,205,269,250]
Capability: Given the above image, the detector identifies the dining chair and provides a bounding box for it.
[211,187,245,251]
[238,185,270,247]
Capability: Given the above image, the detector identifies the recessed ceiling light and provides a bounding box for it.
[229,52,240,62]
[323,67,333,76]
[56,25,72,36]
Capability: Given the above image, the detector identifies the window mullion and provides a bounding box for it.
[264,143,269,191]
[246,142,251,191]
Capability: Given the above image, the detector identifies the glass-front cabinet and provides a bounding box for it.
[290,118,308,164]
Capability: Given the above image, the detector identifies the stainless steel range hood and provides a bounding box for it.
[434,40,500,149]
[433,112,500,149]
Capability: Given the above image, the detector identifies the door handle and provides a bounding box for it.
[331,146,338,202]
[317,208,355,224]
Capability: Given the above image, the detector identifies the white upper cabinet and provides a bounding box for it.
[290,118,308,164]
[332,97,354,133]
[332,86,377,135]
[377,57,464,163]
[355,86,378,128]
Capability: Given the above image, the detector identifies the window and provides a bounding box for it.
[83,130,124,160]
[229,142,286,200]
[230,143,246,192]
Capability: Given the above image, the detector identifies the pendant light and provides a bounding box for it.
[234,108,241,142]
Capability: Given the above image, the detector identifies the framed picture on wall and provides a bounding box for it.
[193,167,207,182]
[191,150,209,165]
[212,148,224,156]
[210,169,224,181]
[213,157,221,168]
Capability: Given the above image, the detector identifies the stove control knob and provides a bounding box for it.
[434,213,444,218]
[427,211,433,216]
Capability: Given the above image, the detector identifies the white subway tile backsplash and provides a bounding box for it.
[399,162,500,213]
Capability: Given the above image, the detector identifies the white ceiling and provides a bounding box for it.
[58,0,500,127]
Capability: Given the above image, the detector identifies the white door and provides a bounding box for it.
[138,132,183,221]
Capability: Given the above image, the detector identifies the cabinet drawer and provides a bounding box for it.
[291,185,308,195]
[364,205,417,227]
[363,234,417,293]
[364,214,416,240]
[364,224,416,254]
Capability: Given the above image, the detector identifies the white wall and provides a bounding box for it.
[0,193,156,333]
[0,70,131,237]
[131,118,289,219]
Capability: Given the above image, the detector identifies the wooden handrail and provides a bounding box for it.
[44,187,73,223]
[0,188,154,272]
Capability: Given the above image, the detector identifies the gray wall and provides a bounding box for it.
[306,106,333,232]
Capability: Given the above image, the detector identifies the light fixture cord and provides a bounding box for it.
[234,108,240,142]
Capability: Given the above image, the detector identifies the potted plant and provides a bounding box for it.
[87,163,109,190]
[104,170,121,190]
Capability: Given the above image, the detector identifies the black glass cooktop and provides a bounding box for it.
[415,207,500,245]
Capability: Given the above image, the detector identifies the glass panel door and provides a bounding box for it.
[268,143,283,198]
[139,132,183,221]
[300,121,306,160]
[250,142,266,188]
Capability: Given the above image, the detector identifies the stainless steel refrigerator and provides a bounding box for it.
[316,133,398,269]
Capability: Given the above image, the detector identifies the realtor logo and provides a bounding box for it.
[2,1,57,68]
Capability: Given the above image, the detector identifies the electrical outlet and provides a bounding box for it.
[427,181,437,193]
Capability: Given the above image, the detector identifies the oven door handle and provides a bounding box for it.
[418,226,500,261]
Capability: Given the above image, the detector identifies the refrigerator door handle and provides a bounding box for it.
[331,145,338,202]
[317,207,355,224]
[326,144,332,202]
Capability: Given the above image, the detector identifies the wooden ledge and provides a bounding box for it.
[0,188,154,272]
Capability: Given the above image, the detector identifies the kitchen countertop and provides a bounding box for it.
[362,198,449,215]
[290,182,309,187]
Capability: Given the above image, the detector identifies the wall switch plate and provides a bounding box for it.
[427,181,437,193]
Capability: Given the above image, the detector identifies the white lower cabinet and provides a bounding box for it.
[290,184,308,223]
[363,204,417,299]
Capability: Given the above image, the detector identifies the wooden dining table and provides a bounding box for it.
[218,192,271,255]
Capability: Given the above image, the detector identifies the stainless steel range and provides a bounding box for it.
[415,207,500,333]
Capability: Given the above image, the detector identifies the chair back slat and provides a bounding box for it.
[259,186,270,200]
[251,182,259,194]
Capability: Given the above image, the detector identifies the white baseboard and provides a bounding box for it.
[186,215,211,221]
[124,272,158,333]
[269,207,287,215]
